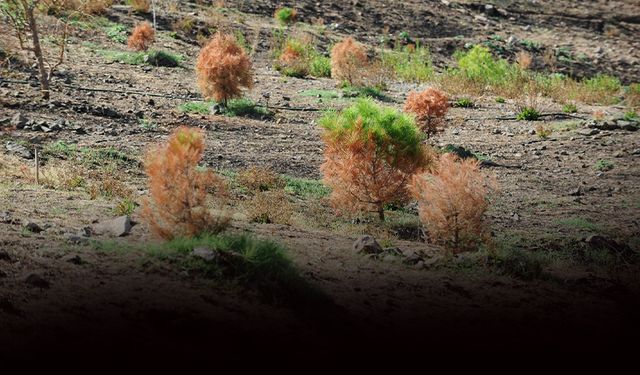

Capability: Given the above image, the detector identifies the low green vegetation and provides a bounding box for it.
[594,159,614,171]
[309,55,331,77]
[274,7,296,26]
[562,103,578,113]
[623,110,638,121]
[104,22,127,44]
[98,49,183,67]
[556,217,601,231]
[179,99,270,118]
[283,176,331,199]
[453,98,474,108]
[516,107,541,121]
[495,96,505,103]
[147,233,329,307]
[380,43,433,83]
[43,141,136,167]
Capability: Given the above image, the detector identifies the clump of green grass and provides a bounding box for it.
[114,198,136,216]
[148,233,330,308]
[495,97,505,103]
[453,98,474,108]
[300,89,340,99]
[283,176,330,199]
[594,159,614,171]
[99,49,182,67]
[341,84,387,101]
[516,106,541,121]
[380,43,433,83]
[556,217,601,231]
[43,141,136,167]
[179,99,270,118]
[274,7,297,26]
[623,110,638,121]
[309,55,331,77]
[104,23,127,44]
[488,247,547,280]
[562,103,578,113]
[454,45,515,87]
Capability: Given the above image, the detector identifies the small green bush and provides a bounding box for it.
[104,23,127,43]
[594,159,614,172]
[380,44,433,83]
[274,7,297,25]
[562,103,578,113]
[454,45,513,86]
[623,110,638,121]
[453,98,474,108]
[179,99,269,118]
[516,107,541,121]
[495,97,505,103]
[309,55,331,77]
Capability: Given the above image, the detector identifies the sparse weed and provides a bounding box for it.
[594,159,614,172]
[453,98,474,108]
[562,103,578,113]
[535,124,552,139]
[516,107,541,121]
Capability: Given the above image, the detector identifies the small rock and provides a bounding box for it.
[414,261,426,270]
[354,235,383,255]
[23,220,43,233]
[93,216,132,237]
[62,254,84,265]
[5,142,33,159]
[11,112,28,128]
[568,187,582,196]
[65,234,89,245]
[403,252,423,265]
[192,247,217,262]
[577,128,599,136]
[528,129,536,135]
[0,250,11,262]
[24,272,50,288]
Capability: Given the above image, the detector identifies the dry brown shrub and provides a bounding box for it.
[142,126,228,240]
[127,21,155,51]
[130,0,150,13]
[80,0,113,14]
[245,189,294,225]
[410,153,497,253]
[237,166,285,192]
[196,32,253,105]
[330,37,368,86]
[436,72,484,97]
[403,88,449,137]
[515,51,532,70]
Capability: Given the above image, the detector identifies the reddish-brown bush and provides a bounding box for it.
[403,88,449,137]
[130,0,150,13]
[196,32,253,105]
[127,21,155,51]
[330,37,368,87]
[142,126,228,239]
[320,99,434,221]
[410,153,497,252]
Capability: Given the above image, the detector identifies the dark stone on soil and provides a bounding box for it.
[62,254,84,265]
[24,272,50,288]
[11,112,28,128]
[354,235,383,255]
[23,220,43,233]
[0,250,11,262]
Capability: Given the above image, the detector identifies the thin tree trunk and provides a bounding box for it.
[24,2,49,100]
[378,203,385,222]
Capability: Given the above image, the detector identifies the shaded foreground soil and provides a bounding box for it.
[2,0,640,363]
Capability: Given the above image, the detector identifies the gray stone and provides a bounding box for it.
[24,272,50,288]
[11,112,28,128]
[192,247,217,262]
[65,234,90,245]
[577,128,599,136]
[94,216,132,237]
[403,252,423,265]
[5,142,33,159]
[354,235,383,255]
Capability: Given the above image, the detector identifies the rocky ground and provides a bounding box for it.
[1,0,639,362]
